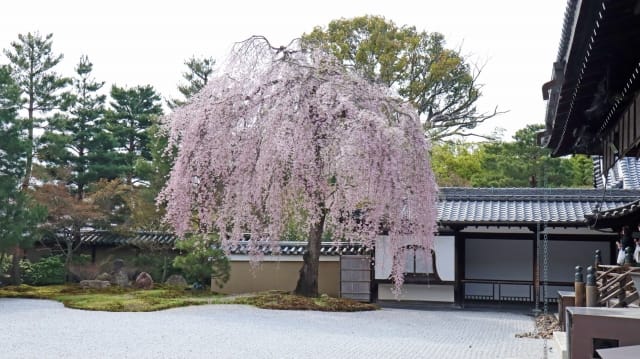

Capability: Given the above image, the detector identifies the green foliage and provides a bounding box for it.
[0,254,11,275]
[431,124,594,188]
[133,252,176,283]
[3,32,69,189]
[303,15,498,141]
[71,254,92,265]
[0,65,24,178]
[20,256,65,285]
[0,65,46,253]
[106,84,163,185]
[39,55,119,199]
[431,141,481,186]
[169,55,216,108]
[173,235,230,287]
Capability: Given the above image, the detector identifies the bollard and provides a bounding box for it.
[574,266,585,307]
[585,266,598,307]
[594,249,602,268]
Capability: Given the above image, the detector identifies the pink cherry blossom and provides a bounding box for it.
[159,37,438,295]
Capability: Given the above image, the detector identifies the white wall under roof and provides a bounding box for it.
[374,235,454,281]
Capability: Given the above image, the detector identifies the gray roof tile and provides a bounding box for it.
[438,187,640,225]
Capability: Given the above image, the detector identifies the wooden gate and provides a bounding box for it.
[340,255,371,301]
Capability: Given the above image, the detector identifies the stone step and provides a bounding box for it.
[552,331,568,359]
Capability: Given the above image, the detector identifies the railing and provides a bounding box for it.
[461,279,572,304]
[596,264,640,307]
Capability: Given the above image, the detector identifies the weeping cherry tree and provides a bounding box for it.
[159,37,438,297]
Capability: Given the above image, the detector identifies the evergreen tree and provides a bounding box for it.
[0,65,46,284]
[168,56,215,108]
[3,32,69,190]
[39,55,118,200]
[107,84,163,185]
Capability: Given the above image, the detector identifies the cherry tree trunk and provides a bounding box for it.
[295,212,326,297]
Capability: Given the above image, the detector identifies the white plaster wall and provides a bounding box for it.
[465,238,532,281]
[378,283,454,302]
[434,236,454,281]
[375,235,454,281]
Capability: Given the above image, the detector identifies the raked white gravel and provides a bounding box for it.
[0,298,549,359]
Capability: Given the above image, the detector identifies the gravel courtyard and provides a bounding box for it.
[0,299,549,358]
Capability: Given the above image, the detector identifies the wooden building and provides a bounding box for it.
[375,187,640,306]
[539,1,640,357]
[31,187,640,306]
[539,0,640,227]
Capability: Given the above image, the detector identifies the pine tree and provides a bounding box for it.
[3,32,69,190]
[40,55,119,200]
[0,65,46,284]
[168,56,215,108]
[107,84,163,185]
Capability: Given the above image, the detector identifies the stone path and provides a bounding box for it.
[0,299,552,358]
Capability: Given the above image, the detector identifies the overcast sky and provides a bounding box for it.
[0,0,567,139]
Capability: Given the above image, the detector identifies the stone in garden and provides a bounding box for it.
[112,270,130,287]
[80,280,111,289]
[95,272,112,281]
[112,258,124,272]
[134,272,154,290]
[164,274,188,287]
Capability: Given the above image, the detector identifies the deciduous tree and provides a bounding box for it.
[159,37,438,296]
[302,16,501,141]
[32,183,104,276]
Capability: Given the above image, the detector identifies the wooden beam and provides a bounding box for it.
[453,229,465,307]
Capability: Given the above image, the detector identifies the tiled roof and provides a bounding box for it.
[585,199,640,227]
[79,231,177,246]
[221,241,368,256]
[593,156,640,190]
[54,231,365,256]
[48,188,640,248]
[438,187,640,226]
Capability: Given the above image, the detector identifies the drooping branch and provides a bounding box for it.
[160,36,439,295]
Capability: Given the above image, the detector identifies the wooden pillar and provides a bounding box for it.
[91,245,97,264]
[575,266,585,307]
[453,228,465,307]
[532,225,539,305]
[585,266,598,307]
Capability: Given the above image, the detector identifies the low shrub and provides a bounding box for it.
[20,256,65,285]
[173,234,230,287]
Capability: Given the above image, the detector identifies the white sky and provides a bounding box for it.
[0,0,567,140]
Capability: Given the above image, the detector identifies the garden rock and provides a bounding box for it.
[80,280,111,289]
[134,272,154,290]
[165,274,188,287]
[112,270,130,287]
[112,259,124,272]
[95,272,112,281]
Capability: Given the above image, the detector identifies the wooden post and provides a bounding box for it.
[575,266,585,307]
[585,266,598,307]
[453,228,465,307]
[532,228,539,305]
[594,249,602,268]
